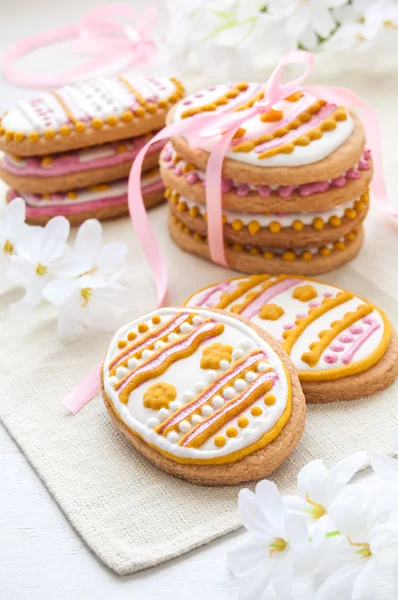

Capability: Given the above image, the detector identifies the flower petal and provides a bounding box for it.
[328,484,368,540]
[393,430,398,455]
[9,279,46,315]
[285,515,309,553]
[227,536,268,577]
[40,216,70,263]
[316,562,364,600]
[96,242,128,276]
[352,558,376,600]
[367,483,398,527]
[43,278,76,306]
[272,551,294,600]
[240,561,275,600]
[370,452,398,485]
[3,197,26,224]
[298,459,329,505]
[238,489,278,539]
[325,451,368,505]
[74,219,102,262]
[370,522,398,555]
[310,514,330,548]
[255,479,286,532]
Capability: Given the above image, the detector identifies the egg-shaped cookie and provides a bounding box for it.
[102,306,305,485]
[184,275,398,403]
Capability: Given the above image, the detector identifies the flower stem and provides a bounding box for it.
[326,530,340,538]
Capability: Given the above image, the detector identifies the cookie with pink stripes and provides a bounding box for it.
[0,74,184,156]
[101,306,305,485]
[161,82,373,274]
[184,275,398,403]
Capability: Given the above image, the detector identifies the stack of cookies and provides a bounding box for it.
[0,73,184,225]
[160,83,373,275]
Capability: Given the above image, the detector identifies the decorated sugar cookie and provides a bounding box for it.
[161,82,372,275]
[7,168,164,226]
[184,276,398,403]
[101,307,305,485]
[0,74,184,156]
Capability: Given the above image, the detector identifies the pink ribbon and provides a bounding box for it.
[64,49,393,413]
[2,4,156,88]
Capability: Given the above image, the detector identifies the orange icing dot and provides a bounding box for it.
[121,111,133,123]
[237,416,249,428]
[260,304,285,321]
[143,382,177,410]
[226,427,238,438]
[261,108,283,122]
[292,220,304,231]
[264,251,274,260]
[5,131,15,141]
[118,340,127,349]
[15,132,25,142]
[152,315,161,324]
[67,191,77,199]
[264,394,276,406]
[269,221,281,233]
[92,118,103,129]
[214,435,226,448]
[232,220,243,231]
[301,251,313,261]
[313,217,324,230]
[44,129,56,139]
[106,115,118,126]
[320,247,331,257]
[283,251,296,262]
[329,216,341,227]
[127,332,137,341]
[146,103,157,114]
[41,156,53,167]
[248,221,260,235]
[60,125,71,136]
[200,342,233,370]
[251,406,263,416]
[345,208,357,220]
[138,323,149,333]
[292,285,317,302]
[75,122,86,133]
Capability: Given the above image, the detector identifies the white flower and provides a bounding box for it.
[327,0,398,51]
[370,429,398,485]
[267,0,345,50]
[284,452,367,543]
[7,216,88,315]
[42,219,129,337]
[0,198,28,294]
[228,480,310,600]
[316,484,398,600]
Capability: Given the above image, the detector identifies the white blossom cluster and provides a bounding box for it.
[229,432,398,600]
[0,198,130,337]
[160,0,398,80]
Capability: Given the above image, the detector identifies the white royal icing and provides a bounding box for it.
[103,307,290,462]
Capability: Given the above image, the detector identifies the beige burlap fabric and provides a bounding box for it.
[1,68,398,575]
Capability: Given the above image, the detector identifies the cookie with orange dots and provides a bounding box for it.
[184,275,398,403]
[101,306,305,485]
[0,74,184,157]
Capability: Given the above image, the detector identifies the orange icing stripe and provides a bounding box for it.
[117,322,225,403]
[216,275,271,309]
[50,91,78,126]
[180,372,275,448]
[301,304,374,367]
[118,76,146,106]
[282,291,353,354]
[229,276,289,314]
[180,82,249,119]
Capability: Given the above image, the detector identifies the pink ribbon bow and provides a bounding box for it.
[64,49,394,413]
[2,4,156,88]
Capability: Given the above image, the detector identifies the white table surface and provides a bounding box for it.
[1,2,397,599]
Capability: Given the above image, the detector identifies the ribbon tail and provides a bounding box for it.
[63,361,102,414]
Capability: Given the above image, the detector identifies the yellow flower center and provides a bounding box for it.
[268,537,287,558]
[81,287,93,307]
[348,537,372,559]
[305,492,326,519]
[36,263,48,276]
[3,239,14,255]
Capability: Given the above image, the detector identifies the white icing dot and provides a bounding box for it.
[154,341,166,351]
[179,420,191,433]
[127,358,138,369]
[201,405,213,417]
[166,431,179,443]
[182,391,195,403]
[169,401,182,411]
[192,315,204,325]
[240,340,252,351]
[180,322,193,333]
[232,349,245,360]
[115,366,128,378]
[212,395,224,408]
[158,408,170,420]
[109,376,118,388]
[146,417,159,428]
[142,349,152,359]
[219,359,230,370]
[168,333,179,342]
[191,414,202,425]
[223,386,236,399]
[195,381,206,393]
[206,370,218,382]
[257,361,268,372]
[234,378,246,391]
[245,371,256,383]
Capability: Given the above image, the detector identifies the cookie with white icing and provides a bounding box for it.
[0,74,184,156]
[7,167,164,226]
[184,275,398,403]
[0,132,164,194]
[101,306,305,485]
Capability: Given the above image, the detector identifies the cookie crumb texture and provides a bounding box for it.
[102,307,305,485]
[185,275,398,403]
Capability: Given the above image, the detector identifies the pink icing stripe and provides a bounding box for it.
[241,278,301,320]
[157,350,267,434]
[254,103,337,154]
[340,321,381,365]
[117,321,219,394]
[109,313,187,371]
[196,281,238,308]
[9,178,164,217]
[3,138,164,177]
[181,370,277,447]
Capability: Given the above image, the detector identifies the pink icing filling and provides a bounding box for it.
[3,136,165,178]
